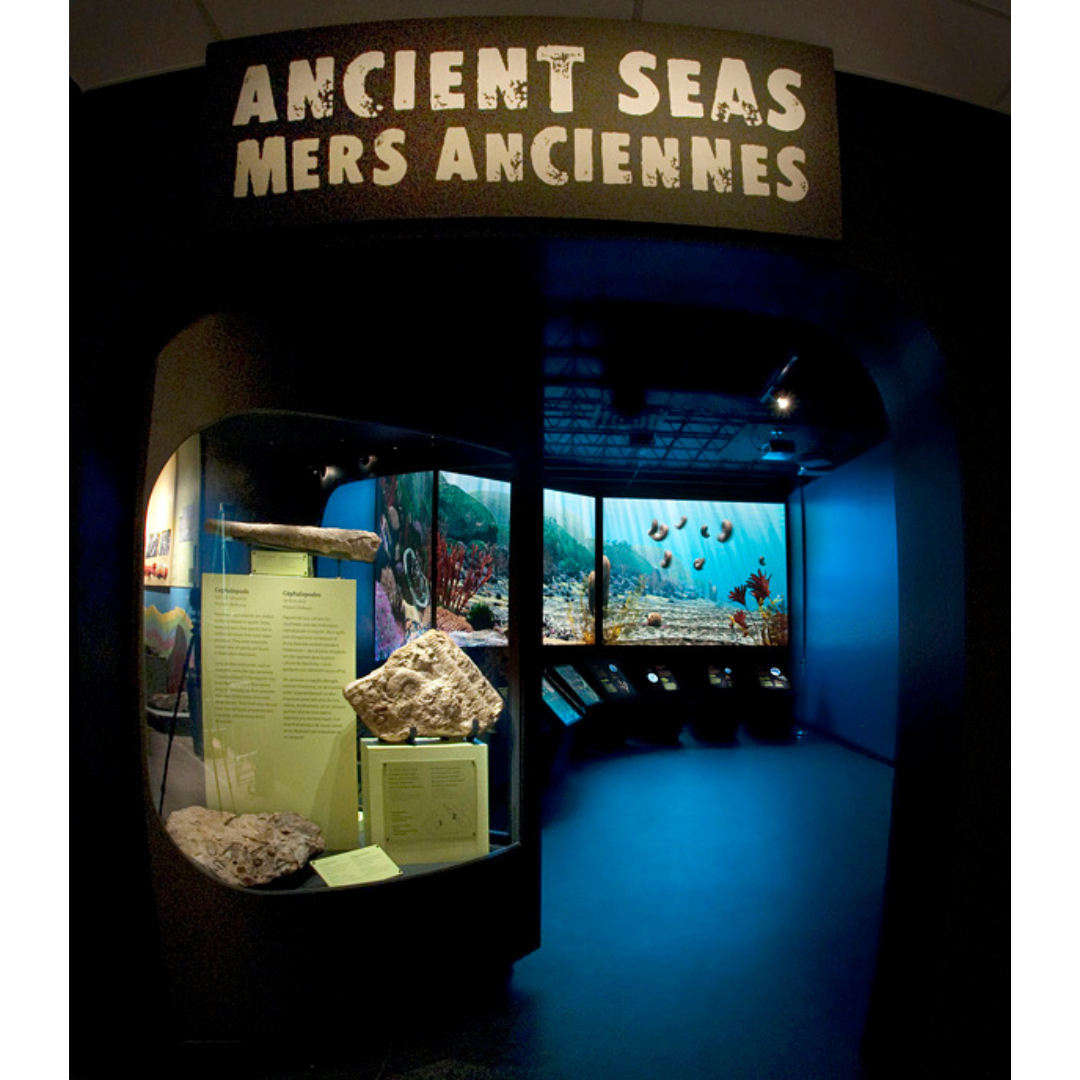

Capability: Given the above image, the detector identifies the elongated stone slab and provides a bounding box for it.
[204,519,380,562]
[342,629,504,743]
[165,806,326,888]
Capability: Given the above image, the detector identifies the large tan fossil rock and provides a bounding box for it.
[203,519,381,562]
[342,629,504,743]
[165,806,325,887]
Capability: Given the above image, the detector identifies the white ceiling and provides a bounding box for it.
[69,0,1010,113]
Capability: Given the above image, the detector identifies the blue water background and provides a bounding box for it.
[544,489,596,548]
[318,478,377,668]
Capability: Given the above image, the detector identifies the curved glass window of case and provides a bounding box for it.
[143,413,516,890]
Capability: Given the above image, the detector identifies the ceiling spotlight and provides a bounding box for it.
[759,355,798,408]
[319,464,348,491]
[772,392,795,415]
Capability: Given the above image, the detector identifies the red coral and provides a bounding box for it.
[728,585,748,606]
[747,570,772,604]
[435,534,494,615]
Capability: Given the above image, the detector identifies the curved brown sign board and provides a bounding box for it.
[205,17,840,239]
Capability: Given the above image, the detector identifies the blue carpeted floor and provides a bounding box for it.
[368,728,894,1080]
[171,726,893,1080]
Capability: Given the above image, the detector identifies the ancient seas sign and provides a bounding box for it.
[204,18,841,238]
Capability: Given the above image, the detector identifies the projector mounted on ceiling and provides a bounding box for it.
[760,438,796,462]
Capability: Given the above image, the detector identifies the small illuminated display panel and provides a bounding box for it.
[648,665,679,691]
[554,664,601,708]
[587,661,638,700]
[757,666,792,690]
[542,675,584,726]
[708,665,734,689]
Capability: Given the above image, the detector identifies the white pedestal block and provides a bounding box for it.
[360,738,489,866]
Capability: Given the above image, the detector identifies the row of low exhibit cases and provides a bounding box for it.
[538,653,796,766]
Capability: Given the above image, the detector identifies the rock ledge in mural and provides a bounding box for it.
[343,629,504,743]
[165,806,326,888]
[204,519,381,562]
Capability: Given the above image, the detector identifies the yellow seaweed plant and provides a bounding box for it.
[568,573,648,645]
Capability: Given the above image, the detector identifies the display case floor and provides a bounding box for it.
[154,727,893,1080]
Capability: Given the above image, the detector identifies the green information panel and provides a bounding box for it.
[200,573,359,851]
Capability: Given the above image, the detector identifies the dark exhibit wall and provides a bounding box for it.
[72,57,1008,1078]
[794,442,900,762]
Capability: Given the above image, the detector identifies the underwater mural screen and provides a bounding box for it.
[375,472,434,661]
[436,471,511,648]
[601,497,788,646]
[542,489,597,644]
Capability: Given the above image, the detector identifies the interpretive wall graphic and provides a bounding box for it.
[205,17,840,238]
[144,435,201,588]
[144,453,177,586]
[200,573,359,851]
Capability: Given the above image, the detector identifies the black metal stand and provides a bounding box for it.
[157,615,198,817]
[380,717,481,746]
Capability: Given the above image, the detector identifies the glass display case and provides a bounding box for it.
[143,412,519,891]
[131,309,543,1044]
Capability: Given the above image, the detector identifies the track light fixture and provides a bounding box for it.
[759,355,798,412]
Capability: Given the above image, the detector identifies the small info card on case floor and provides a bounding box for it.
[312,845,402,887]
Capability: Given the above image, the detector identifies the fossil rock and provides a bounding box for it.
[203,519,381,562]
[342,629,504,743]
[165,806,325,888]
[147,690,189,713]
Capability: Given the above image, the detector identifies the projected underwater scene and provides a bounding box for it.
[375,472,433,660]
[436,471,511,648]
[542,489,597,643]
[602,497,788,646]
